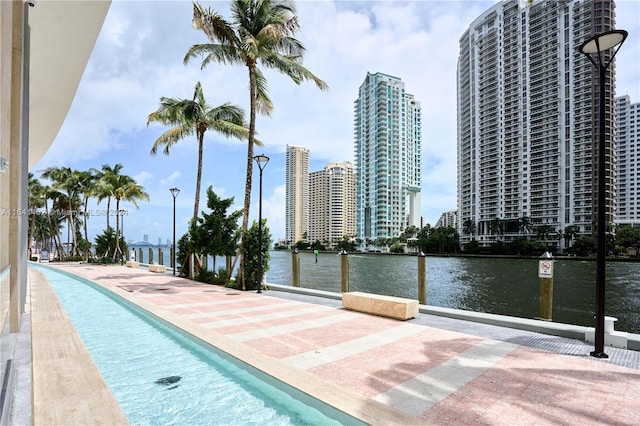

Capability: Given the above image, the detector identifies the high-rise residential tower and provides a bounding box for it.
[308,162,356,246]
[354,72,422,245]
[285,145,309,245]
[457,0,618,250]
[615,95,640,227]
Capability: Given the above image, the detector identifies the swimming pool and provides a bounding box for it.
[32,265,363,425]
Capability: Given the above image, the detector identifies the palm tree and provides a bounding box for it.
[462,218,476,239]
[489,217,504,239]
[147,81,249,220]
[27,173,45,258]
[518,215,532,238]
[41,166,82,257]
[75,169,97,261]
[186,0,328,289]
[111,175,149,261]
[92,163,124,230]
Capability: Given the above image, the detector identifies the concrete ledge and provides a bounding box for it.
[148,264,166,273]
[125,260,139,268]
[29,269,128,425]
[342,291,418,320]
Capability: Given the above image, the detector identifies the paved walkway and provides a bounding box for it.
[43,264,640,425]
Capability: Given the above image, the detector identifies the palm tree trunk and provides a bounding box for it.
[239,66,258,291]
[83,197,90,261]
[193,130,204,221]
[113,198,121,261]
[106,196,111,230]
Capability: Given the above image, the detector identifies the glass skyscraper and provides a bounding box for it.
[354,72,422,245]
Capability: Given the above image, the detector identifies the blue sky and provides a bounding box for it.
[32,0,640,245]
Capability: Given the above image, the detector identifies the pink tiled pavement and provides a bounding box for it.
[49,264,640,425]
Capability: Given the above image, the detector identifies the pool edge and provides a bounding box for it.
[36,263,425,426]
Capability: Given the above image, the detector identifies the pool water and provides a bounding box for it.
[33,265,362,426]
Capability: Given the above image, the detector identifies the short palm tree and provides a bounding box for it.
[111,174,149,261]
[147,81,249,220]
[186,0,328,289]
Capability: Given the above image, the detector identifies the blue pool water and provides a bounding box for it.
[33,265,362,426]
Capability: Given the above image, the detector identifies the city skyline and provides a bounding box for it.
[30,0,640,244]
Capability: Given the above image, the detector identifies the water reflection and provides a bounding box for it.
[266,251,640,334]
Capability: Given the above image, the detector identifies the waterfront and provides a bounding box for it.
[266,251,640,335]
[129,247,640,334]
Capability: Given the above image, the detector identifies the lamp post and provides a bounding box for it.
[170,187,180,276]
[254,154,269,293]
[579,29,627,358]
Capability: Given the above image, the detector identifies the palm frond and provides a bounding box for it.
[150,124,195,156]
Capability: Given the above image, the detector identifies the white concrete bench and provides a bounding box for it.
[148,264,166,273]
[126,261,140,268]
[342,291,418,320]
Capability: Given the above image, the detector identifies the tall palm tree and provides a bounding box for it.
[147,81,250,220]
[111,175,149,261]
[75,169,97,261]
[27,173,45,258]
[41,166,83,257]
[92,163,124,230]
[186,0,328,288]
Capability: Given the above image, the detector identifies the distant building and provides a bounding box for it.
[354,72,422,245]
[457,0,618,249]
[143,234,149,243]
[308,162,356,247]
[435,210,458,229]
[615,96,640,227]
[285,145,310,245]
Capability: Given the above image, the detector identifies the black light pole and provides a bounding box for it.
[170,187,180,276]
[254,154,269,293]
[579,29,627,358]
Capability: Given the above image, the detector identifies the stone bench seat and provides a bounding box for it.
[126,261,140,268]
[148,264,166,273]
[342,291,418,320]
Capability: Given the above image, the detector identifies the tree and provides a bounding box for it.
[111,174,149,261]
[147,81,249,220]
[462,218,476,239]
[190,186,242,276]
[616,225,640,252]
[536,224,554,244]
[518,215,532,238]
[240,219,272,291]
[27,173,45,258]
[75,169,97,261]
[563,225,580,248]
[41,166,82,258]
[186,0,328,289]
[92,163,124,230]
[489,217,504,239]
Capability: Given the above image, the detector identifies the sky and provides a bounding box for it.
[32,0,640,246]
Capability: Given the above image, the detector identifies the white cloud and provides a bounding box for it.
[33,0,640,243]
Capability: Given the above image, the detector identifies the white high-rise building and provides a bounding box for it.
[285,145,309,245]
[615,95,640,226]
[457,0,618,249]
[308,162,356,246]
[354,72,422,245]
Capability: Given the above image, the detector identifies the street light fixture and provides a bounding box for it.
[170,187,180,276]
[579,29,627,359]
[254,154,269,293]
